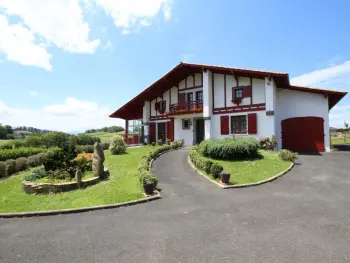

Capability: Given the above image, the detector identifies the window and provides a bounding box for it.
[186,92,193,102]
[182,119,190,130]
[231,115,247,134]
[158,101,166,114]
[235,88,243,99]
[196,91,203,101]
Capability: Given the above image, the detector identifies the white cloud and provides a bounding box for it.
[0,15,52,71]
[0,0,100,70]
[95,0,172,33]
[0,98,123,133]
[28,91,39,97]
[291,61,350,86]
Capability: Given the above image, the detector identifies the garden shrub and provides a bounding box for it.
[5,159,16,176]
[110,135,126,155]
[137,139,184,190]
[15,157,28,172]
[210,163,224,179]
[24,167,48,182]
[198,138,260,160]
[0,147,48,161]
[76,145,94,154]
[101,142,110,150]
[71,153,93,173]
[279,150,298,162]
[259,136,278,150]
[0,161,6,178]
[27,154,42,167]
[43,143,76,171]
[189,147,213,174]
[151,142,156,146]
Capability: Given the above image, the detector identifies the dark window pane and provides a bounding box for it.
[235,89,243,98]
[231,115,247,134]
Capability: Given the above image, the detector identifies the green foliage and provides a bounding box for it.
[101,142,110,150]
[71,156,92,173]
[110,135,127,155]
[158,139,163,146]
[151,142,156,146]
[259,136,278,150]
[85,126,124,133]
[27,155,42,167]
[278,150,298,162]
[43,143,76,171]
[189,147,213,174]
[0,161,6,178]
[137,140,183,189]
[24,167,48,182]
[0,147,48,161]
[15,157,28,172]
[198,138,260,160]
[166,138,171,145]
[5,159,16,176]
[76,145,94,154]
[210,163,224,179]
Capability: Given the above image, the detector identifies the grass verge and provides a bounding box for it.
[195,150,291,185]
[331,137,350,145]
[0,146,157,213]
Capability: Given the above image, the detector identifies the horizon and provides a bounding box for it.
[1,0,349,132]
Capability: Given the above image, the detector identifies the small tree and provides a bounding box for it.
[345,121,349,143]
[110,135,127,155]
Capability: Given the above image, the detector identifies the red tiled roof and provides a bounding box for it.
[110,62,347,119]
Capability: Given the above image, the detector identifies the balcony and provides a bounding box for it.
[168,100,203,116]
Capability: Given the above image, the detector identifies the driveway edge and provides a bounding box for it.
[188,157,294,189]
[0,191,161,218]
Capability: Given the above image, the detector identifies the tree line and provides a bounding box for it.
[85,126,124,134]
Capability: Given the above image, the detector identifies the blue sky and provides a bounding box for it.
[0,0,349,132]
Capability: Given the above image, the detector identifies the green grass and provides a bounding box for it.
[0,146,157,213]
[0,139,12,146]
[85,132,122,143]
[331,136,350,145]
[196,150,292,185]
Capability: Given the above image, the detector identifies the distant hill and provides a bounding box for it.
[85,126,124,134]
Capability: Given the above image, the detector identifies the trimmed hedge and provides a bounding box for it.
[198,138,260,160]
[189,147,224,179]
[137,139,184,188]
[0,151,56,179]
[0,147,50,161]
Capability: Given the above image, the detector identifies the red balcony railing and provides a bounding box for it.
[168,100,203,115]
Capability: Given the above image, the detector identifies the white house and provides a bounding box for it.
[110,63,347,152]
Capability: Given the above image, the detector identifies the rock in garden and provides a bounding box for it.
[75,169,83,188]
[92,142,105,179]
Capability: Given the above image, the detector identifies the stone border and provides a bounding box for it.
[188,157,294,189]
[0,191,161,218]
[22,176,101,194]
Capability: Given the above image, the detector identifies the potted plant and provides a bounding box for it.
[232,98,242,105]
[220,171,231,184]
[143,178,155,195]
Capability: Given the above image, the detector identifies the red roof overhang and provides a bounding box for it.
[110,62,347,119]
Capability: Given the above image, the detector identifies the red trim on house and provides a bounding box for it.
[192,74,195,87]
[250,78,253,105]
[125,119,129,143]
[213,103,265,115]
[155,97,158,116]
[201,72,203,86]
[212,72,215,113]
[185,77,187,89]
[224,74,227,108]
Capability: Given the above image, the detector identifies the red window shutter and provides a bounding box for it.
[220,115,229,135]
[243,86,252,98]
[232,87,236,100]
[150,122,156,143]
[248,113,257,134]
[155,102,159,111]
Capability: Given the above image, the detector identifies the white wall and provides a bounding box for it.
[170,86,178,104]
[174,117,194,146]
[275,89,330,151]
[195,73,202,86]
[211,111,274,140]
[179,79,186,90]
[252,78,265,104]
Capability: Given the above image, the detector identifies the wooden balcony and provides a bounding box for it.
[168,100,203,116]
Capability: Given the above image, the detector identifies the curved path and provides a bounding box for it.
[1,149,350,263]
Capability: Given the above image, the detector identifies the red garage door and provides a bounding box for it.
[281,117,325,152]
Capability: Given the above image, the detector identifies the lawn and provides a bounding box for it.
[85,132,123,143]
[0,146,156,213]
[331,136,350,145]
[0,139,13,146]
[196,150,292,185]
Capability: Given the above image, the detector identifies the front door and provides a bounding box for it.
[157,122,166,143]
[196,119,205,144]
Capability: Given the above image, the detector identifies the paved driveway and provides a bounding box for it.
[1,149,350,263]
